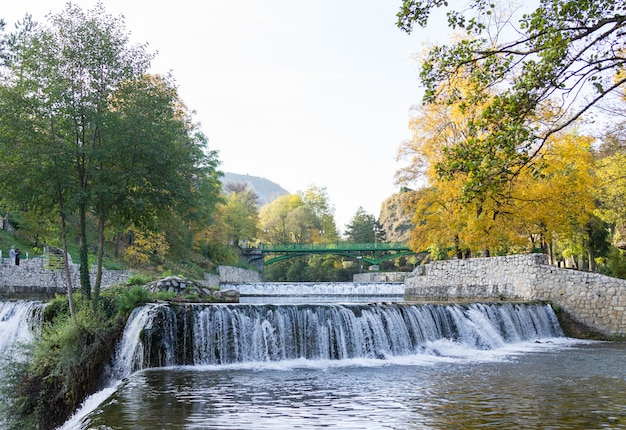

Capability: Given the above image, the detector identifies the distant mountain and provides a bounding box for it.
[221,172,290,207]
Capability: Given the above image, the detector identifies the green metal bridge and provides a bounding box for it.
[258,242,417,266]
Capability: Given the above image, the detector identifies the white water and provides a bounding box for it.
[0,300,44,359]
[230,282,404,296]
[180,302,563,365]
[58,297,566,429]
[59,303,169,430]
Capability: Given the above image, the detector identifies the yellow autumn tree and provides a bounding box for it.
[397,75,523,256]
[398,74,597,259]
[512,132,596,262]
[123,226,170,269]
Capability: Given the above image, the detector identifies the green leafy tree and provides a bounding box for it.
[0,4,222,312]
[344,207,377,243]
[299,185,339,242]
[396,0,626,206]
[221,183,260,247]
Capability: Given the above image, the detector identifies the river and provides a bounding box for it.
[2,283,626,429]
[75,341,626,429]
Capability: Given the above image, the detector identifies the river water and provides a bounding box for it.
[2,285,626,430]
[78,340,626,429]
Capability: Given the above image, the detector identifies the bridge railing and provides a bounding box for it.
[260,242,411,253]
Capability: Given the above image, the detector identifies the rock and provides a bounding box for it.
[212,289,240,303]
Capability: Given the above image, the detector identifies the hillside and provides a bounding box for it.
[222,172,289,207]
[378,188,416,243]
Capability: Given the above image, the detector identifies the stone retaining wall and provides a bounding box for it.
[404,254,626,337]
[0,259,261,298]
[353,272,407,283]
[218,265,262,284]
[0,257,132,297]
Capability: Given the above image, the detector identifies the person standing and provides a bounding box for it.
[9,246,15,265]
[15,248,20,266]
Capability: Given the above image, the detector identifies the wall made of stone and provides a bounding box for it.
[353,272,407,283]
[404,254,626,337]
[217,266,262,284]
[0,258,132,297]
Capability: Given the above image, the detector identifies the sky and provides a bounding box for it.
[3,1,447,232]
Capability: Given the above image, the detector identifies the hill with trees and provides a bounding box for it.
[221,172,289,207]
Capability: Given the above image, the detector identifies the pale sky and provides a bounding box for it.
[3,1,446,232]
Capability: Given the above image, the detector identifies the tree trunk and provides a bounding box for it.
[78,201,91,301]
[93,210,105,311]
[58,196,76,322]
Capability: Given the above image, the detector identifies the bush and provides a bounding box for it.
[125,273,153,286]
[606,247,626,279]
[116,285,149,314]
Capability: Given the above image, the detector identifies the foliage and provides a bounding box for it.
[4,291,127,429]
[299,185,339,242]
[219,182,260,247]
[396,0,626,206]
[377,189,415,243]
[1,281,197,429]
[123,226,170,269]
[125,273,154,286]
[595,141,626,247]
[258,187,347,281]
[0,3,223,307]
[344,207,378,243]
[605,248,626,279]
[397,73,597,258]
[115,285,149,314]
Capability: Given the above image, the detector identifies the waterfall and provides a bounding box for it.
[231,282,404,297]
[108,303,177,381]
[0,300,45,359]
[123,302,563,368]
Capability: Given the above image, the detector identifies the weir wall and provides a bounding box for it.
[404,253,626,337]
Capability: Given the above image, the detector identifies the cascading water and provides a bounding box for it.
[59,299,567,429]
[130,302,563,367]
[232,282,405,297]
[108,303,177,381]
[0,300,45,359]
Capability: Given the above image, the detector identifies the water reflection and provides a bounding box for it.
[84,342,626,429]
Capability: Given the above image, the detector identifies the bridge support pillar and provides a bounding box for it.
[240,247,264,275]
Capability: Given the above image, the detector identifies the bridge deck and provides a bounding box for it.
[261,242,411,253]
[257,243,417,266]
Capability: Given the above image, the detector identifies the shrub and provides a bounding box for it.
[116,285,149,314]
[125,273,153,286]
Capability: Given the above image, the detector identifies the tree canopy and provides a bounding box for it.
[0,3,222,312]
[396,0,626,206]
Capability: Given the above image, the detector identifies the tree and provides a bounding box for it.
[258,187,341,281]
[299,185,339,242]
[396,0,626,206]
[259,185,338,245]
[259,194,304,244]
[220,183,259,247]
[397,73,597,258]
[0,4,222,311]
[344,207,377,243]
